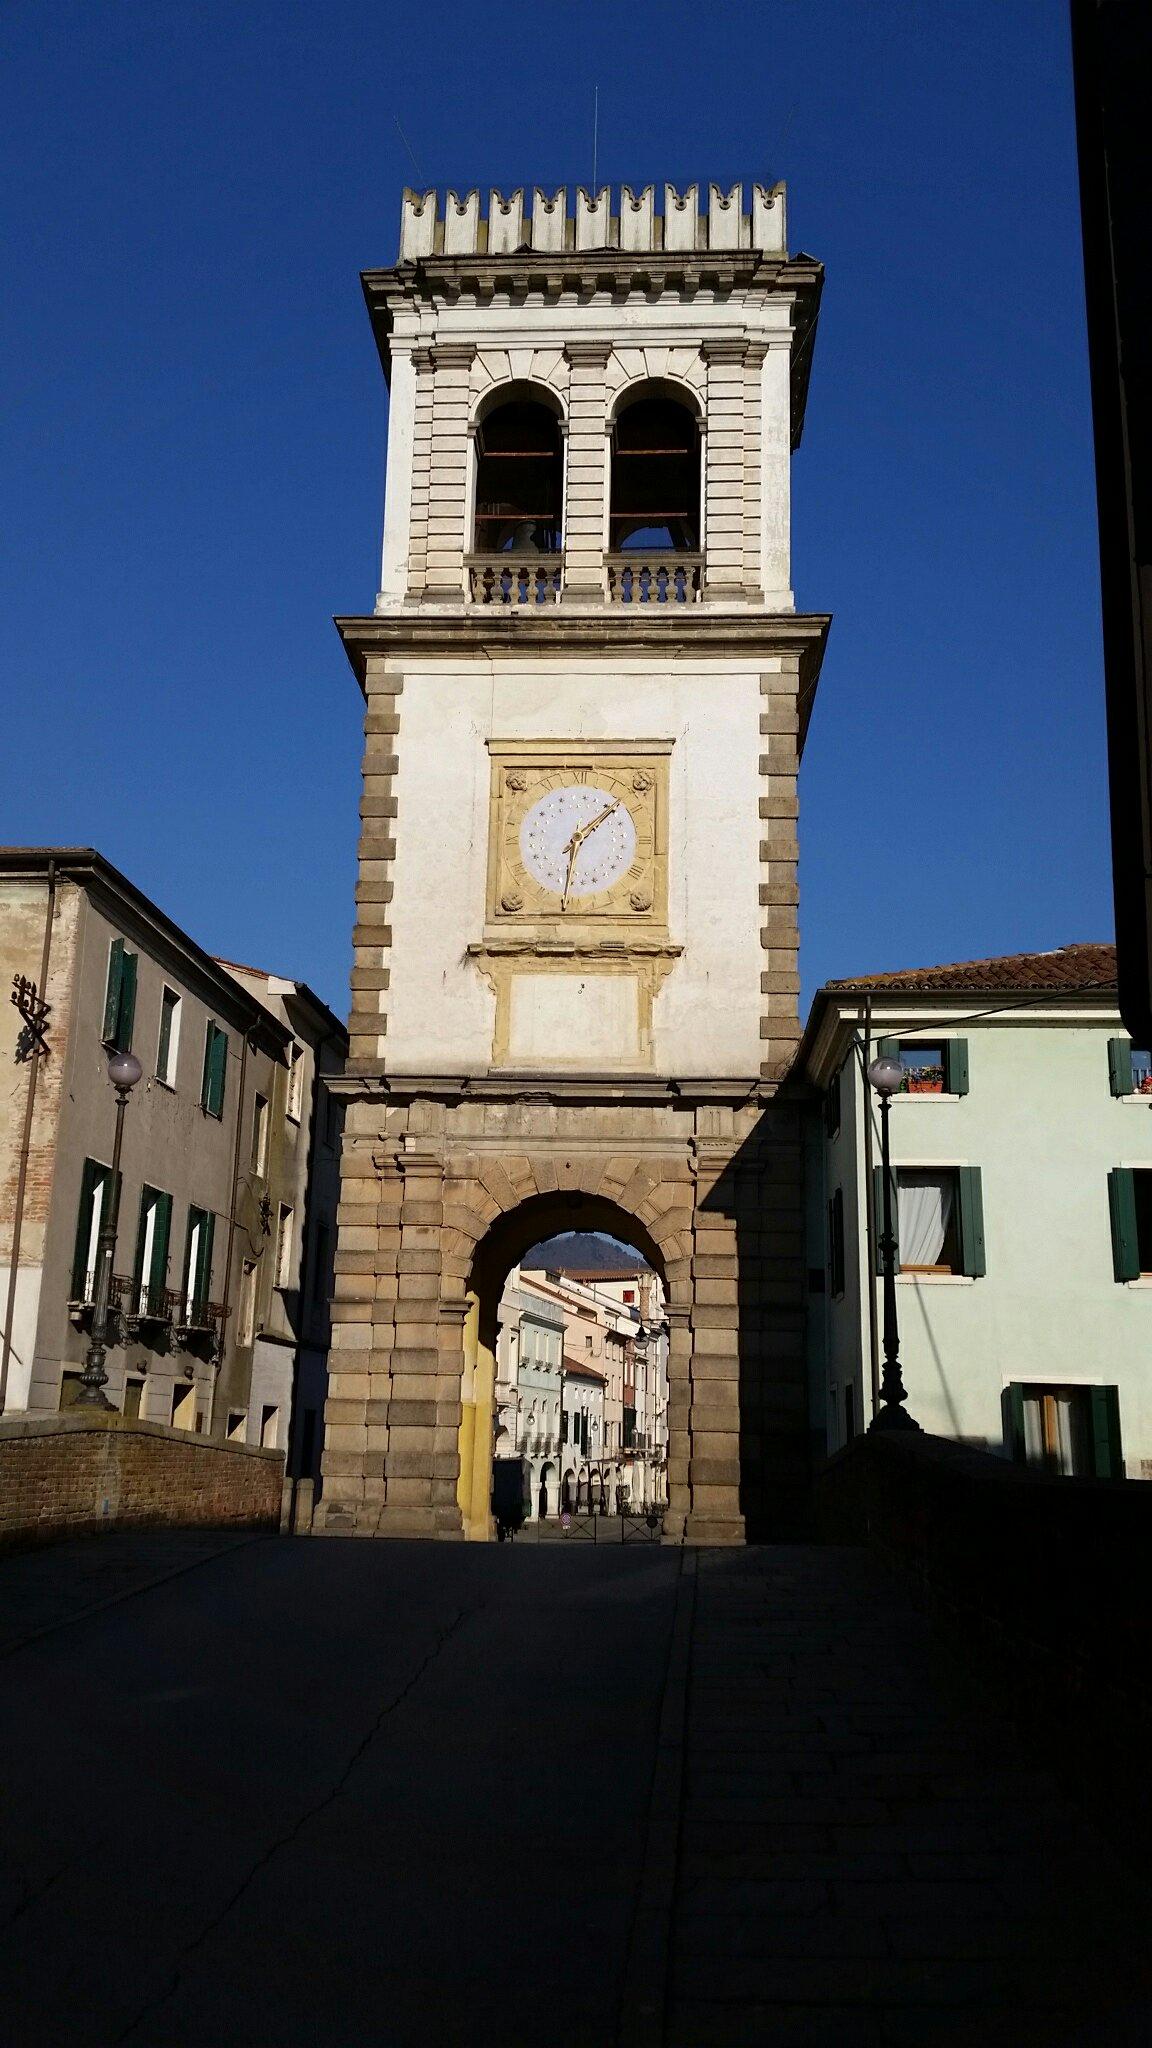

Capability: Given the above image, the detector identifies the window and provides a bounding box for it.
[183,1207,215,1321]
[122,1378,143,1420]
[609,392,700,552]
[200,1021,228,1118]
[252,1091,269,1174]
[238,1258,258,1346]
[874,1166,986,1277]
[226,1410,247,1442]
[473,394,562,554]
[1107,1167,1152,1278]
[261,1404,280,1449]
[1005,1383,1122,1479]
[155,987,180,1086]
[276,1203,294,1288]
[1108,1040,1152,1096]
[623,1289,635,1304]
[286,1042,304,1121]
[71,1159,112,1301]
[133,1186,173,1317]
[828,1188,845,1297]
[102,937,138,1052]
[171,1382,196,1431]
[878,1037,969,1096]
[824,1068,842,1137]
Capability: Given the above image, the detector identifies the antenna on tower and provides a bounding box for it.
[592,86,599,193]
[394,116,426,185]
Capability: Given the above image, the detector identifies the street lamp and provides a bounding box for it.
[75,1047,142,1408]
[866,1053,921,1433]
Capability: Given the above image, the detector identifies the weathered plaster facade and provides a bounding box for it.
[319,183,829,1543]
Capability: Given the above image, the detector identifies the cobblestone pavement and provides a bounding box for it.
[0,1534,1147,2046]
[672,1548,1152,2048]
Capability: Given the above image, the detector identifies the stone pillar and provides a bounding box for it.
[424,342,474,596]
[381,1146,462,1535]
[685,1129,745,1545]
[702,339,748,601]
[404,347,435,599]
[760,340,793,606]
[663,1302,692,1541]
[759,654,801,1079]
[378,343,417,606]
[742,343,767,601]
[733,1109,809,1537]
[562,341,611,602]
[349,654,402,1072]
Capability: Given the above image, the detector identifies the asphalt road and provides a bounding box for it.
[0,1536,682,2048]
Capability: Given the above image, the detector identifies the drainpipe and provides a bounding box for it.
[1,859,56,1413]
[861,993,881,1421]
[210,1021,250,1436]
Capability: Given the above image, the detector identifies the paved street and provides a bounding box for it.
[0,1534,1148,2047]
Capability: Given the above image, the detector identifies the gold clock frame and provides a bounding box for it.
[484,738,672,934]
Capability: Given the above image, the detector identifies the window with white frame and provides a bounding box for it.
[286,1042,304,1121]
[276,1203,294,1287]
[155,988,181,1086]
[875,1166,986,1277]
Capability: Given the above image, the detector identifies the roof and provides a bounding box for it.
[823,944,1117,996]
[563,1357,608,1384]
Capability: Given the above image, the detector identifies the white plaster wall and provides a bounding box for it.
[384,656,765,1077]
[827,1017,1152,1472]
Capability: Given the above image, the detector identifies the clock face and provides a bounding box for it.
[520,785,638,899]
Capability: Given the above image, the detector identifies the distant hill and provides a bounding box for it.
[520,1230,652,1275]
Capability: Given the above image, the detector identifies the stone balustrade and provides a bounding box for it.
[400,182,787,262]
[466,555,564,606]
[604,554,703,606]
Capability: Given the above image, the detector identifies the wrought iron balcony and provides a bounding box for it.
[467,553,564,606]
[605,553,703,605]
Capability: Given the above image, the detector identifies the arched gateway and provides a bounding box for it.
[316,181,829,1543]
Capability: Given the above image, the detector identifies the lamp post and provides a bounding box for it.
[75,1047,142,1408]
[866,1053,921,1433]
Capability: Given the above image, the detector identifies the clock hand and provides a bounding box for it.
[561,799,620,909]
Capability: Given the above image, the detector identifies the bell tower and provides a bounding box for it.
[319,182,828,1542]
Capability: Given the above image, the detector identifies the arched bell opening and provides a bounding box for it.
[609,383,701,554]
[473,385,564,555]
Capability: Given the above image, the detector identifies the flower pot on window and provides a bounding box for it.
[907,1072,944,1094]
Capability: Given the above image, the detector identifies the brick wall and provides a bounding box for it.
[0,1411,283,1551]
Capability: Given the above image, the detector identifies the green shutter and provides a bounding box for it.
[151,1191,172,1293]
[878,1037,899,1059]
[957,1167,986,1277]
[1108,1167,1139,1280]
[872,1164,899,1274]
[1108,1039,1133,1097]
[1089,1385,1123,1479]
[133,1187,152,1288]
[198,1209,215,1306]
[117,950,137,1052]
[944,1039,969,1095]
[103,939,124,1043]
[1003,1383,1027,1464]
[72,1159,101,1296]
[201,1027,213,1109]
[209,1026,227,1117]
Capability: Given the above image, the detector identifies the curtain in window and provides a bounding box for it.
[897,1172,953,1267]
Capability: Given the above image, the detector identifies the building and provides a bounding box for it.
[319,180,829,1543]
[799,944,1152,1477]
[493,1256,669,1519]
[0,849,345,1463]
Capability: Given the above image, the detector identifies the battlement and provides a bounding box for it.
[399,182,787,262]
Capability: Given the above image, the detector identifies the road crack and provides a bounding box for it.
[111,1602,473,2045]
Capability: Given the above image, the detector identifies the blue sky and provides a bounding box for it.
[1,0,1107,1017]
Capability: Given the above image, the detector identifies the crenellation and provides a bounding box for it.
[399,181,788,261]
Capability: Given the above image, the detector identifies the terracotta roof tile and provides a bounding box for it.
[823,943,1116,997]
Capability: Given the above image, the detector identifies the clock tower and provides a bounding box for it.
[319,182,828,1543]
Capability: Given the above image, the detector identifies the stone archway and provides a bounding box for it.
[457,1187,673,1543]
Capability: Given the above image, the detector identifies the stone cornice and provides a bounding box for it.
[327,1070,775,1109]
